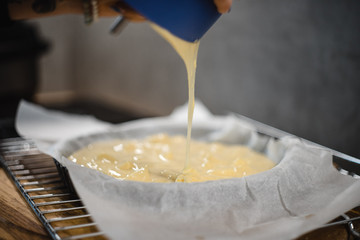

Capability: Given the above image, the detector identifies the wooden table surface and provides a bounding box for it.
[0,168,49,240]
[0,166,357,240]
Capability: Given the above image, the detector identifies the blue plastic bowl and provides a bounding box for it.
[124,0,221,42]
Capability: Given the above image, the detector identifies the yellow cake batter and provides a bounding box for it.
[69,134,275,183]
[68,25,275,183]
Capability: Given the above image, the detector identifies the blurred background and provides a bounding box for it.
[1,0,360,157]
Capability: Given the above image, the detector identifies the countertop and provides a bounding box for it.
[0,168,49,239]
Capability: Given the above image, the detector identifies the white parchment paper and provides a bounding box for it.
[16,100,360,240]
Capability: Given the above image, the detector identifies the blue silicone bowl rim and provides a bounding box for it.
[124,0,221,42]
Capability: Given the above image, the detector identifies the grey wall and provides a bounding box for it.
[33,0,360,157]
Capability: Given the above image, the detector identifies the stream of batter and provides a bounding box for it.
[68,25,275,183]
[151,24,199,171]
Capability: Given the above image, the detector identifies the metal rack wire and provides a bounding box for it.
[0,137,106,240]
[0,137,359,239]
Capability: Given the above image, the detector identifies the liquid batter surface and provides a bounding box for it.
[68,134,275,183]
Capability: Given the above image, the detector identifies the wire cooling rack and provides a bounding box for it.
[0,137,106,240]
[0,137,359,240]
